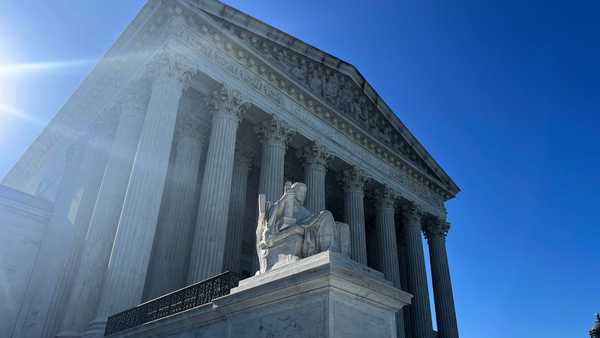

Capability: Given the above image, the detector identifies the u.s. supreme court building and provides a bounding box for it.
[1,1,461,338]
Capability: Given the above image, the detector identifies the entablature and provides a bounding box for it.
[181,0,460,200]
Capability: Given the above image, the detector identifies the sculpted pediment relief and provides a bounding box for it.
[205,16,432,174]
[151,1,458,205]
[204,15,448,185]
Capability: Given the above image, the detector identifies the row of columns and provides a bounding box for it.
[40,53,458,338]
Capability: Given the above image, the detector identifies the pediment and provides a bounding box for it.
[181,0,459,199]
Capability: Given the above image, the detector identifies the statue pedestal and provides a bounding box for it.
[108,251,412,338]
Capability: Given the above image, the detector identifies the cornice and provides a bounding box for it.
[183,0,460,198]
[150,4,446,215]
[167,1,456,204]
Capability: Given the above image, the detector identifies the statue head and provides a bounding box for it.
[291,182,307,205]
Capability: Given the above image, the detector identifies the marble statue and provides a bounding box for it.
[256,182,350,274]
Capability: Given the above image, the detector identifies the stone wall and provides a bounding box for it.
[0,185,52,337]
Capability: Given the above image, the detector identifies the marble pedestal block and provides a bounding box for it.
[108,251,412,338]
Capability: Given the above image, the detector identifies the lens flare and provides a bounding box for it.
[0,59,96,76]
[0,103,45,126]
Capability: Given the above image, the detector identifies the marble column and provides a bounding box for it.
[251,117,292,272]
[425,219,459,338]
[12,135,89,338]
[223,147,254,274]
[57,87,149,337]
[43,114,118,338]
[257,117,294,202]
[299,142,330,212]
[187,87,245,283]
[375,187,406,338]
[143,108,210,300]
[342,167,368,264]
[401,202,434,338]
[84,56,190,337]
[397,226,412,338]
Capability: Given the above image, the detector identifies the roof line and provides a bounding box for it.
[188,0,460,194]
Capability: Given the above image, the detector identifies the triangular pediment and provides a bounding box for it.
[185,0,459,198]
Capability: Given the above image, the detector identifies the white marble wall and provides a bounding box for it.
[0,185,52,338]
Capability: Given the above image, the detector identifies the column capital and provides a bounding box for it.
[210,85,246,122]
[65,134,90,167]
[176,101,212,141]
[375,186,396,209]
[401,201,424,227]
[424,217,450,240]
[342,167,367,192]
[298,141,331,167]
[235,145,256,170]
[146,52,194,88]
[255,116,294,146]
[116,84,149,117]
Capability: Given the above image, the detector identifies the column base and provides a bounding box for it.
[82,318,107,338]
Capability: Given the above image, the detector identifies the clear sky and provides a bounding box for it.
[1,1,598,337]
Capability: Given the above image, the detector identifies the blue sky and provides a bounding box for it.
[1,1,598,337]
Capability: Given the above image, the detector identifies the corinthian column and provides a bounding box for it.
[84,55,191,337]
[12,135,89,338]
[342,167,368,264]
[299,142,330,212]
[256,117,294,202]
[187,86,245,283]
[425,219,459,338]
[57,86,149,338]
[374,187,406,338]
[402,202,434,338]
[40,112,116,338]
[143,108,210,300]
[223,147,254,274]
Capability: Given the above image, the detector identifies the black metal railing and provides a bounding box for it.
[104,271,239,336]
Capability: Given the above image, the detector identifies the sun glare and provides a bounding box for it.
[0,59,96,76]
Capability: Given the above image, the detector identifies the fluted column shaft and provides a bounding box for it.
[87,59,188,335]
[342,168,368,264]
[300,142,329,212]
[223,148,253,273]
[257,118,292,202]
[397,232,412,338]
[402,204,434,338]
[143,118,209,299]
[12,135,89,338]
[426,221,459,338]
[187,87,244,283]
[45,116,117,338]
[251,118,292,272]
[57,87,148,337]
[375,188,405,338]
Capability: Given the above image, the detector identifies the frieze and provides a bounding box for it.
[148,2,448,214]
[210,15,438,179]
[192,35,284,106]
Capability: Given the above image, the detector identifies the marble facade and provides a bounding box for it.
[1,1,461,338]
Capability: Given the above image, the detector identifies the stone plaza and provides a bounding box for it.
[1,1,461,337]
